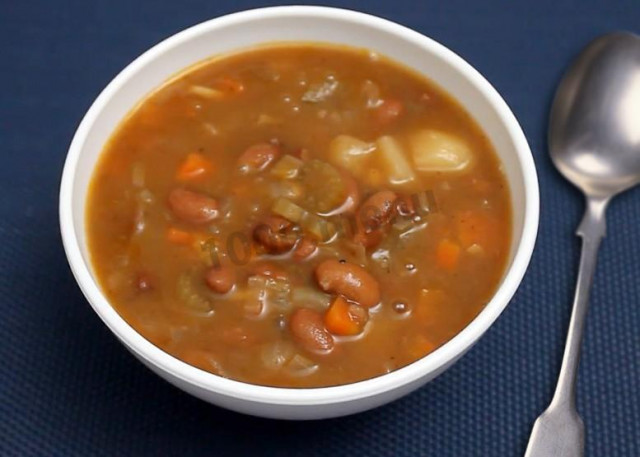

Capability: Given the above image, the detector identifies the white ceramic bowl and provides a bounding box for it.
[59,6,539,420]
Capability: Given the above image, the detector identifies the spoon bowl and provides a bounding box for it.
[549,32,640,198]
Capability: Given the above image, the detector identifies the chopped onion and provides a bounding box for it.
[301,213,336,241]
[240,278,267,316]
[131,162,145,188]
[415,191,437,216]
[132,206,145,235]
[299,160,347,214]
[398,221,429,240]
[243,299,264,317]
[291,287,331,310]
[247,275,291,312]
[272,198,306,224]
[247,275,269,289]
[392,217,413,232]
[177,272,212,314]
[270,155,303,180]
[257,113,282,125]
[301,78,338,103]
[138,189,154,204]
[209,359,227,377]
[467,243,485,255]
[189,85,224,99]
[250,64,281,82]
[371,248,391,271]
[341,239,368,265]
[266,278,291,311]
[271,198,336,241]
[286,354,319,376]
[361,79,383,108]
[260,341,295,370]
[202,123,219,135]
[131,187,154,237]
[268,181,304,200]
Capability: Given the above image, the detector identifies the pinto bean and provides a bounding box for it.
[204,265,235,294]
[237,143,280,173]
[253,215,298,254]
[358,190,397,232]
[315,259,381,308]
[290,308,334,353]
[168,188,219,224]
[292,237,317,261]
[251,262,289,281]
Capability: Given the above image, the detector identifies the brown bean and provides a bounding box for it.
[290,308,334,353]
[251,262,289,281]
[238,143,280,173]
[315,259,381,308]
[292,237,317,261]
[204,265,235,294]
[168,188,219,224]
[253,215,298,254]
[358,190,397,232]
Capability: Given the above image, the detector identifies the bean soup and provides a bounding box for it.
[87,44,511,387]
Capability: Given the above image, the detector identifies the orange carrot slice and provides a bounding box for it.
[324,296,362,336]
[176,152,212,181]
[167,227,193,245]
[436,238,461,271]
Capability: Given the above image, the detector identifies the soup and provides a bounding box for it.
[86,44,511,387]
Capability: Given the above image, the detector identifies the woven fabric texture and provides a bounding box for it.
[1,0,638,455]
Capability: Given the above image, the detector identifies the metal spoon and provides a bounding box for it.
[525,32,640,457]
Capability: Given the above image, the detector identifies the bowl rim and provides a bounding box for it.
[59,5,539,406]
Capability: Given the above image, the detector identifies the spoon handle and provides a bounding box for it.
[524,197,608,457]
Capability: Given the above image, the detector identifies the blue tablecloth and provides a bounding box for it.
[2,1,639,455]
